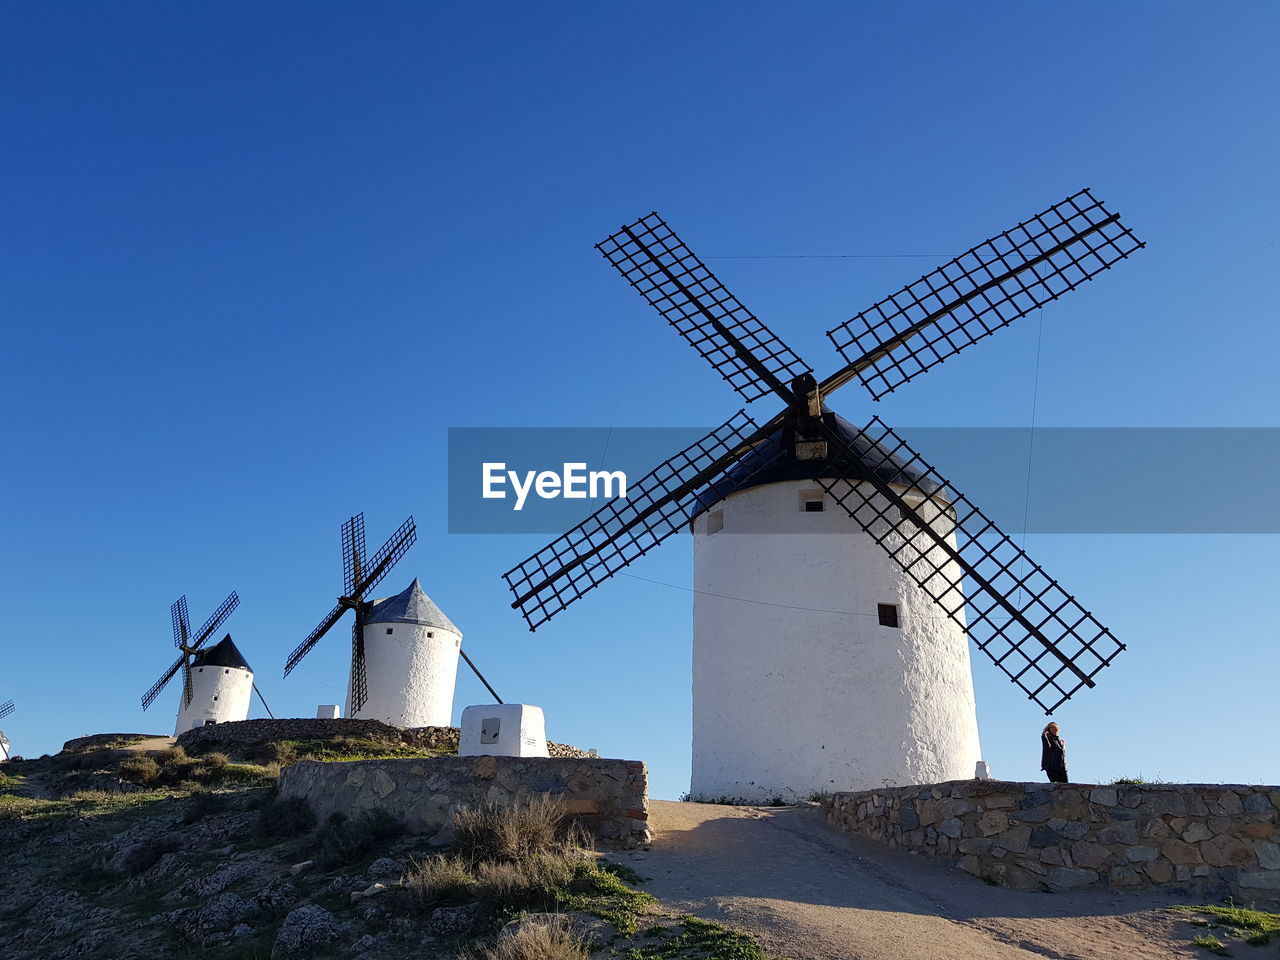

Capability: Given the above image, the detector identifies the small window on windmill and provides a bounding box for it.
[800,489,824,512]
[707,510,724,534]
[480,717,501,744]
[386,628,393,635]
[877,603,900,628]
[224,669,230,674]
[427,631,434,638]
[212,695,219,702]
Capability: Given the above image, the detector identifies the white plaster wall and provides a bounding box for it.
[174,665,254,737]
[691,478,982,801]
[348,621,461,727]
[459,703,550,757]
[0,730,10,762]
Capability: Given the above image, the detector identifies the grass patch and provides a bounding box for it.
[1191,933,1228,955]
[620,916,769,960]
[265,737,441,763]
[1173,902,1280,949]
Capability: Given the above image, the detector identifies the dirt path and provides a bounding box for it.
[617,801,1201,960]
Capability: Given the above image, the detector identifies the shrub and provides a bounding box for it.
[312,809,403,868]
[471,852,579,910]
[455,796,565,862]
[256,797,317,841]
[119,755,161,786]
[404,854,473,911]
[479,917,588,960]
[201,751,230,770]
[249,741,298,766]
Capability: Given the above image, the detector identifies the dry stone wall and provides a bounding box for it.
[174,718,589,758]
[278,756,649,847]
[824,780,1280,903]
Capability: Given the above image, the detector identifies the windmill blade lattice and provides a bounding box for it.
[0,700,14,721]
[812,417,1125,713]
[343,513,367,596]
[598,213,812,403]
[826,189,1144,400]
[504,411,776,629]
[171,595,190,647]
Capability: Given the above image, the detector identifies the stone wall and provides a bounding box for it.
[278,756,649,847]
[823,780,1280,903]
[174,718,589,758]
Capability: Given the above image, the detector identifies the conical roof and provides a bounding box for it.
[692,410,943,517]
[367,578,460,634]
[192,634,253,672]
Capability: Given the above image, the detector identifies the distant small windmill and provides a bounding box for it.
[504,190,1144,798]
[284,513,417,713]
[0,700,14,762]
[141,593,240,730]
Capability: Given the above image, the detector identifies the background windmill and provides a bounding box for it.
[504,190,1144,798]
[0,700,12,762]
[141,593,240,729]
[284,513,417,714]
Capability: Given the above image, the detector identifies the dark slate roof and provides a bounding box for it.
[367,578,460,634]
[192,635,253,672]
[692,410,942,515]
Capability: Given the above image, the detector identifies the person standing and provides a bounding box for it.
[1041,722,1068,783]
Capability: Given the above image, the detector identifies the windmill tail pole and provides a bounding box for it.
[459,648,503,704]
[252,683,276,719]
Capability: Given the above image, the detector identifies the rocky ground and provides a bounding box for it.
[1,739,1275,960]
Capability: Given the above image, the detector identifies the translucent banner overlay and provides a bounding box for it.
[448,427,1280,534]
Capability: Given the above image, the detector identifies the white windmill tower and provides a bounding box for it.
[504,192,1142,799]
[286,514,477,727]
[348,578,462,727]
[0,700,15,762]
[140,593,245,736]
[175,635,256,734]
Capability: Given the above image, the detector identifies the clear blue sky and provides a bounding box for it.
[2,2,1277,798]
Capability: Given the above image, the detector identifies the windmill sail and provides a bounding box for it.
[810,417,1125,713]
[825,189,1143,400]
[598,213,811,403]
[284,513,416,714]
[141,592,239,710]
[504,411,778,630]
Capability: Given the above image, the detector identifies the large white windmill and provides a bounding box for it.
[504,191,1143,800]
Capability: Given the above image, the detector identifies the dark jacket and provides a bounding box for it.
[1041,732,1066,772]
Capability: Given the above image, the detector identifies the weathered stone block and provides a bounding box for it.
[1090,788,1118,806]
[995,825,1031,854]
[978,811,1009,837]
[1044,867,1099,892]
[1162,839,1204,865]
[1144,860,1174,883]
[1201,835,1253,868]
[1182,822,1211,843]
[1239,870,1280,891]
[1253,841,1280,870]
[1070,842,1112,870]
[1096,822,1138,845]
[1109,865,1143,886]
[1125,845,1158,862]
[1029,826,1062,848]
[939,818,963,839]
[1244,793,1273,814]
